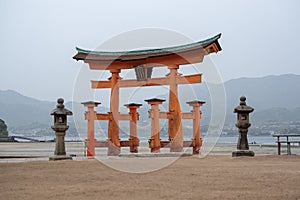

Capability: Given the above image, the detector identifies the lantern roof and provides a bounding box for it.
[50,98,73,115]
[234,96,254,113]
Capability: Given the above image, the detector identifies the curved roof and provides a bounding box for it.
[73,33,222,70]
[74,33,221,58]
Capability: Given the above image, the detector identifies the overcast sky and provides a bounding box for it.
[0,0,299,101]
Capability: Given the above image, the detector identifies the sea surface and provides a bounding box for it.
[12,135,277,145]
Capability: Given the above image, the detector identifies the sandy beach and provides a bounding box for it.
[0,142,300,200]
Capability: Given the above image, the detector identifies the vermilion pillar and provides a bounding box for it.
[108,69,121,156]
[125,103,142,153]
[145,98,165,153]
[168,65,183,152]
[82,101,101,157]
[187,100,205,154]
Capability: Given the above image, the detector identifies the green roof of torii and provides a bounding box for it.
[74,33,221,59]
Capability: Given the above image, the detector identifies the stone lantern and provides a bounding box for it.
[232,96,254,157]
[49,98,73,161]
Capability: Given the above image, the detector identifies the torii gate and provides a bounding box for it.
[73,33,222,156]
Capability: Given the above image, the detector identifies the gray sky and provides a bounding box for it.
[1,0,299,101]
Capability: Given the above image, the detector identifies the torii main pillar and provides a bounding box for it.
[108,69,121,156]
[168,65,183,152]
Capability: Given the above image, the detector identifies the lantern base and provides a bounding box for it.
[232,150,254,157]
[49,155,72,161]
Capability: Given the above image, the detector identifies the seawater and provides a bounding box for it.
[13,135,277,145]
[206,136,277,145]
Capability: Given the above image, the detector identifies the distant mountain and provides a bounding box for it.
[187,74,300,124]
[0,90,55,126]
[0,74,300,131]
[252,107,300,123]
[225,74,300,111]
[224,74,300,124]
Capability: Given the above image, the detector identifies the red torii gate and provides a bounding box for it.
[73,33,222,156]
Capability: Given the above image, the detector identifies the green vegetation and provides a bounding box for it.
[0,119,8,136]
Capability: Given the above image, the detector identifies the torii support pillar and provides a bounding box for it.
[168,65,183,152]
[187,100,205,154]
[82,101,101,157]
[125,103,142,153]
[145,98,165,153]
[108,69,121,156]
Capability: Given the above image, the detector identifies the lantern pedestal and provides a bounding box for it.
[232,150,254,157]
[49,155,72,161]
[49,130,72,160]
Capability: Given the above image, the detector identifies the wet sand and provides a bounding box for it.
[0,155,300,200]
[1,141,299,159]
